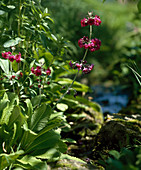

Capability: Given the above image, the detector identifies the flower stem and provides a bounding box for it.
[53,48,89,110]
[52,70,80,110]
[10,62,15,93]
[89,25,92,41]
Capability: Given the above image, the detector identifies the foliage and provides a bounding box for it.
[0,0,103,168]
[99,145,141,170]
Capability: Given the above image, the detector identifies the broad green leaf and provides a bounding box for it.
[0,93,9,113]
[8,105,26,128]
[137,0,141,13]
[30,104,52,132]
[25,118,62,152]
[0,150,24,170]
[31,95,45,108]
[56,103,68,111]
[109,150,120,159]
[0,10,5,15]
[36,148,60,159]
[57,140,67,153]
[25,99,33,117]
[21,124,37,149]
[25,130,60,153]
[3,37,23,48]
[17,155,47,170]
[0,93,19,125]
[57,78,90,92]
[0,58,10,74]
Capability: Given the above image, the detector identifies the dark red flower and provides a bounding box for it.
[46,68,51,76]
[81,18,88,27]
[9,55,15,62]
[2,52,11,59]
[15,52,21,63]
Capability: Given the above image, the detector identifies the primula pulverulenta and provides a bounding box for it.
[72,11,102,74]
[31,66,51,77]
[2,51,21,63]
[81,12,101,27]
[69,60,94,74]
[78,36,101,52]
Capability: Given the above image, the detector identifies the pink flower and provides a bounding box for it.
[78,36,89,48]
[89,64,94,71]
[31,67,35,73]
[81,18,88,27]
[82,67,89,74]
[76,63,82,70]
[78,38,84,48]
[9,55,15,62]
[46,68,51,76]
[2,52,11,59]
[15,52,21,63]
[94,15,101,26]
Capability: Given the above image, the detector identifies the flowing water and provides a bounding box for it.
[91,85,131,114]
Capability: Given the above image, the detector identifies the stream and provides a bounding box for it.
[91,85,131,114]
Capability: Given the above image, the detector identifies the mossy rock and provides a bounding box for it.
[92,113,141,160]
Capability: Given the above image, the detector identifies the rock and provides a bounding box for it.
[47,159,98,170]
[92,113,141,159]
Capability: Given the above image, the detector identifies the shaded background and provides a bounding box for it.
[41,0,141,89]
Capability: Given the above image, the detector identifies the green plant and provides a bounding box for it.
[0,0,104,169]
[99,146,141,170]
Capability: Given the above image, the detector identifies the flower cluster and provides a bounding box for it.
[81,12,101,27]
[31,66,51,77]
[69,60,94,74]
[2,52,21,63]
[78,36,101,52]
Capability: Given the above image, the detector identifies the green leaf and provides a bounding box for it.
[25,99,33,117]
[36,148,60,159]
[137,0,141,13]
[57,78,90,92]
[31,95,45,108]
[62,138,77,144]
[109,150,120,159]
[25,130,60,154]
[21,124,37,149]
[0,59,10,74]
[7,5,15,9]
[25,118,62,152]
[3,37,23,48]
[0,93,9,113]
[0,93,19,125]
[30,104,52,132]
[0,150,24,170]
[8,105,26,128]
[0,10,5,15]
[17,155,47,170]
[56,103,68,111]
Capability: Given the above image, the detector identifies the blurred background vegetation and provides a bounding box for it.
[41,0,141,91]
